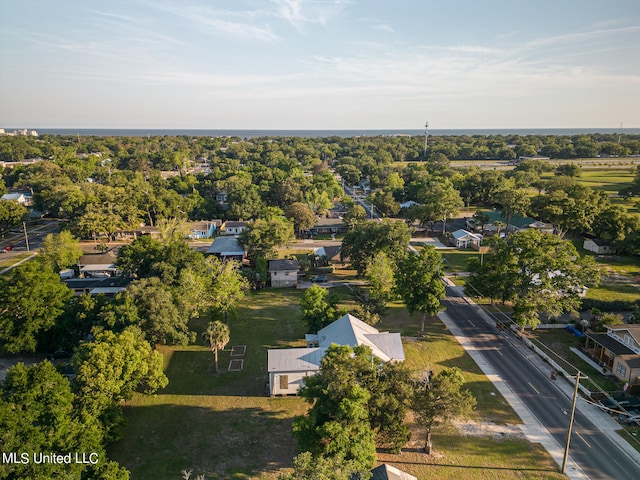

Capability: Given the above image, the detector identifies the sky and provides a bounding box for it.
[1,0,639,130]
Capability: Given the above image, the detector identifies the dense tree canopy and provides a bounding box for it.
[341,219,411,276]
[466,229,600,330]
[0,262,72,353]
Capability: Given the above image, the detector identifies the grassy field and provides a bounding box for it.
[109,288,570,480]
[440,250,481,274]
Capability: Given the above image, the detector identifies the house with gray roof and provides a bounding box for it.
[207,236,245,260]
[267,314,405,396]
[268,259,299,287]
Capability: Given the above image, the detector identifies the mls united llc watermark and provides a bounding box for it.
[2,452,99,465]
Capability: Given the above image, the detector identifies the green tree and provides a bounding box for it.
[495,186,530,235]
[341,219,410,276]
[466,229,600,331]
[278,451,371,480]
[37,230,84,272]
[293,345,377,472]
[0,361,123,480]
[0,262,72,353]
[73,326,168,416]
[592,205,640,241]
[415,179,463,234]
[125,277,195,346]
[0,199,27,233]
[555,164,582,177]
[412,367,476,454]
[370,190,400,217]
[202,320,230,373]
[395,247,446,337]
[300,284,338,333]
[285,202,317,236]
[343,204,367,227]
[365,251,396,310]
[239,217,295,263]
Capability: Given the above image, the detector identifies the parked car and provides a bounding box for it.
[311,275,328,283]
[2,244,14,252]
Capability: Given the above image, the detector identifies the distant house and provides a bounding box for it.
[62,277,131,297]
[187,220,220,239]
[206,236,245,260]
[450,229,483,249]
[583,237,614,255]
[371,464,418,480]
[267,314,405,396]
[399,200,420,209]
[78,252,118,278]
[467,210,551,235]
[1,192,33,206]
[215,191,228,203]
[222,221,247,235]
[268,259,299,287]
[312,217,348,235]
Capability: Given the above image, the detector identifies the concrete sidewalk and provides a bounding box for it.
[440,280,640,479]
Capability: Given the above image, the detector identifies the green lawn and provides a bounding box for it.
[110,289,567,480]
[440,250,481,274]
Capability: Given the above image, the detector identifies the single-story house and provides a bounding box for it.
[268,314,405,396]
[222,221,247,235]
[1,192,33,206]
[526,221,555,234]
[206,236,245,260]
[269,259,299,287]
[312,217,348,235]
[371,464,418,480]
[450,229,483,249]
[314,245,342,263]
[583,237,615,255]
[466,210,552,235]
[62,277,131,297]
[187,220,221,239]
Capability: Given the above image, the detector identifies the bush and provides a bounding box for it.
[580,299,639,312]
[315,266,334,274]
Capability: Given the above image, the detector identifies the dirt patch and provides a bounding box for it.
[452,420,525,441]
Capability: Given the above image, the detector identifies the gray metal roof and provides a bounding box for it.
[268,347,326,372]
[207,236,245,256]
[371,464,417,480]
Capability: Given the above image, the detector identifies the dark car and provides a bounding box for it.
[47,350,72,361]
[311,275,328,283]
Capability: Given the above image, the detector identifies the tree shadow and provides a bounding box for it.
[109,403,297,480]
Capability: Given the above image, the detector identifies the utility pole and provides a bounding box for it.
[562,372,586,474]
[423,121,429,159]
[22,222,30,252]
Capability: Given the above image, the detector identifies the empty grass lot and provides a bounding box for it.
[110,289,567,480]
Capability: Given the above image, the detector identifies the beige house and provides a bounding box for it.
[586,324,640,386]
[268,259,299,287]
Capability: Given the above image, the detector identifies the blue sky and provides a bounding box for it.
[1,0,639,129]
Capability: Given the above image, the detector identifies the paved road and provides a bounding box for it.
[442,287,640,480]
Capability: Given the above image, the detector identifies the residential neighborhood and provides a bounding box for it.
[1,131,640,480]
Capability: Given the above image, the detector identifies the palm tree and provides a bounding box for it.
[203,320,230,374]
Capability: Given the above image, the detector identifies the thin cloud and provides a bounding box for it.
[525,25,640,49]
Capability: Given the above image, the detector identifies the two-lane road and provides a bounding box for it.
[443,288,640,479]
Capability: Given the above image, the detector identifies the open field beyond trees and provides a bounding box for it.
[110,288,566,480]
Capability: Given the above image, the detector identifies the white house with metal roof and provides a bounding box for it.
[267,314,405,396]
[450,229,483,249]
